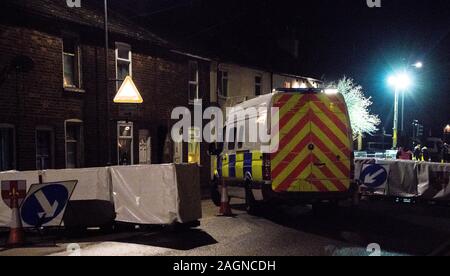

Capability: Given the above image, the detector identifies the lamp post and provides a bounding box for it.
[104,0,112,165]
[388,61,423,149]
[388,73,411,149]
[401,62,423,134]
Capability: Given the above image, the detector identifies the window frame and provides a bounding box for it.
[0,124,16,171]
[255,75,263,96]
[174,141,183,164]
[138,129,152,165]
[188,127,201,165]
[64,119,84,169]
[188,61,200,103]
[62,35,82,90]
[218,70,229,98]
[117,121,134,166]
[35,126,55,170]
[115,42,132,91]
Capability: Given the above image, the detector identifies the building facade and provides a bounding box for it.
[210,61,323,109]
[0,0,211,186]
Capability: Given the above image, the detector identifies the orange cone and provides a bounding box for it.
[218,180,233,217]
[7,190,25,247]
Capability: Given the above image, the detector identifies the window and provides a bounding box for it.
[0,125,15,171]
[139,129,151,165]
[174,141,183,164]
[65,120,84,169]
[189,61,200,102]
[255,76,262,96]
[36,127,55,170]
[115,43,132,90]
[188,127,201,165]
[218,70,229,97]
[118,122,134,165]
[63,36,82,88]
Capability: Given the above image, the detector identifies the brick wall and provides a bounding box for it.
[0,9,212,189]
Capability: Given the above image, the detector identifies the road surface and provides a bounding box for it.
[1,198,450,256]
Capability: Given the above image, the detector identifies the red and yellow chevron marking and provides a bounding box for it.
[271,93,352,193]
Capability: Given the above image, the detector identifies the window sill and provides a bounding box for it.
[64,87,86,93]
[189,99,203,105]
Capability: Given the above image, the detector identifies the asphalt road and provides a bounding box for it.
[1,198,450,256]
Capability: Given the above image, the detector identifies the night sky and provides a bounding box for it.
[109,0,450,137]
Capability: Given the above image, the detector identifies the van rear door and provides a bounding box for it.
[309,93,352,192]
[271,94,313,192]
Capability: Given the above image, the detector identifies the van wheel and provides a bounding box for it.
[211,178,221,207]
[245,180,259,215]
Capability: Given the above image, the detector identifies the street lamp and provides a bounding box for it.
[388,72,412,149]
[413,62,423,69]
[104,0,112,165]
[445,124,450,135]
[387,61,423,149]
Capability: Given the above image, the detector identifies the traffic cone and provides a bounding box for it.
[218,180,233,217]
[7,192,25,248]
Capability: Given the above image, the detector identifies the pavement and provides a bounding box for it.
[1,198,450,256]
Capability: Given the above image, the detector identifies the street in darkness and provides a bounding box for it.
[0,0,449,261]
[2,199,450,256]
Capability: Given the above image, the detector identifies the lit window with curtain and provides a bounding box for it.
[63,36,82,89]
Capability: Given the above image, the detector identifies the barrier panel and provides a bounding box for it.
[383,160,418,198]
[355,159,450,201]
[110,164,202,225]
[0,171,39,227]
[42,167,115,228]
[0,164,202,228]
[417,163,450,200]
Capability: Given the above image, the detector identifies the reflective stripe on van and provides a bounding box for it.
[271,93,352,193]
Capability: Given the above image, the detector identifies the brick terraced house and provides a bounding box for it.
[0,0,212,186]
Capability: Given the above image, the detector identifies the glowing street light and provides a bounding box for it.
[388,73,412,91]
[388,72,413,149]
[413,62,423,69]
[445,125,450,134]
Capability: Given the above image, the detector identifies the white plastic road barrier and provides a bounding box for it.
[0,171,40,227]
[42,167,112,202]
[417,163,450,200]
[0,164,202,228]
[355,159,450,201]
[383,160,418,198]
[110,164,202,225]
[354,158,376,181]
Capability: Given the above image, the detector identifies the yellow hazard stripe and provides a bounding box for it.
[310,102,349,146]
[272,113,311,170]
[311,124,351,171]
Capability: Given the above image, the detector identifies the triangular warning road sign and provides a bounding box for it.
[113,76,143,104]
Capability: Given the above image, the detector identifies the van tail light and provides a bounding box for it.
[263,153,272,181]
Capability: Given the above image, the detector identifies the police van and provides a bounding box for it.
[209,88,356,213]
